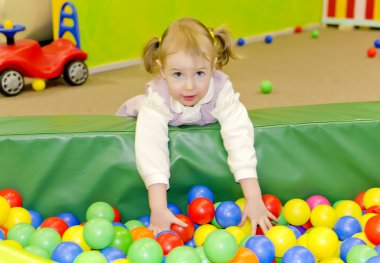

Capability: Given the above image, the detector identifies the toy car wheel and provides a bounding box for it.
[0,70,25,96]
[63,60,88,86]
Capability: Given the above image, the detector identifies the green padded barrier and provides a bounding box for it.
[1,102,380,222]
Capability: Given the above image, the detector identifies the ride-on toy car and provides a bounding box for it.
[0,22,88,96]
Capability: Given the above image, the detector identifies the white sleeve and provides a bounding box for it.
[135,88,173,189]
[211,80,258,181]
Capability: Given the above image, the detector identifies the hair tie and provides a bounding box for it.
[209,30,214,39]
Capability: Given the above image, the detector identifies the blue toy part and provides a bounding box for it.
[0,25,25,45]
[59,1,81,48]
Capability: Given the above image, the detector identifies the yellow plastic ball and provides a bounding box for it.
[266,225,297,257]
[32,79,46,92]
[240,218,252,236]
[235,198,246,213]
[319,257,344,263]
[0,196,11,226]
[225,226,247,244]
[359,213,377,230]
[1,239,23,249]
[335,200,362,220]
[297,233,309,248]
[307,226,339,260]
[3,207,31,229]
[363,188,380,209]
[194,224,217,247]
[3,20,13,29]
[113,259,129,263]
[62,225,91,251]
[353,231,375,248]
[310,204,337,229]
[284,199,311,226]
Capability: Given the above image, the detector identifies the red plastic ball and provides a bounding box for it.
[0,226,8,238]
[294,26,303,33]
[40,217,69,237]
[365,214,380,245]
[112,206,121,222]
[156,232,184,255]
[262,194,282,218]
[354,191,366,210]
[0,189,22,207]
[188,197,215,225]
[367,47,377,58]
[302,219,313,230]
[170,214,194,243]
[366,205,380,215]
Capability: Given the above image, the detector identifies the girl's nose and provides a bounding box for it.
[185,79,194,90]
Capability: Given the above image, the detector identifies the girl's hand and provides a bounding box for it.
[149,207,188,236]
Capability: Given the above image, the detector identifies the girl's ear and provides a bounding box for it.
[156,59,165,77]
[212,57,217,73]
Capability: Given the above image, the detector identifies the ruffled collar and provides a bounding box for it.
[170,77,215,122]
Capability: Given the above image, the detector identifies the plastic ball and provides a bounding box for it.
[311,30,320,39]
[244,235,275,263]
[0,188,23,207]
[86,201,114,222]
[286,225,302,239]
[83,218,115,249]
[7,222,35,247]
[188,197,215,225]
[365,214,380,245]
[284,199,311,226]
[168,202,182,215]
[237,38,245,46]
[166,246,200,263]
[30,227,61,255]
[307,226,339,259]
[319,257,344,263]
[111,206,121,222]
[28,210,43,228]
[193,224,217,247]
[334,216,362,241]
[127,238,163,263]
[125,219,144,230]
[2,239,23,249]
[138,215,150,227]
[306,195,331,210]
[156,232,184,255]
[277,209,288,226]
[32,79,46,92]
[367,47,377,58]
[368,256,380,263]
[354,191,366,210]
[24,245,50,259]
[51,241,83,263]
[374,39,380,49]
[3,207,31,229]
[353,231,375,247]
[265,35,273,44]
[0,228,4,240]
[235,198,246,212]
[40,216,69,237]
[109,226,133,255]
[130,226,154,241]
[62,225,91,251]
[282,245,315,263]
[294,26,303,33]
[260,80,273,94]
[360,213,377,230]
[266,225,297,257]
[101,246,126,262]
[204,229,238,262]
[363,188,380,209]
[230,246,259,263]
[188,185,214,203]
[296,233,309,247]
[3,20,13,29]
[0,196,11,226]
[57,212,80,227]
[215,201,242,228]
[366,205,380,215]
[310,204,337,228]
[211,202,223,228]
[262,194,282,218]
[346,244,377,263]
[225,226,247,244]
[170,214,194,243]
[74,250,107,263]
[185,237,196,247]
[335,200,362,220]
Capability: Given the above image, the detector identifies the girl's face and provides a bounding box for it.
[159,51,215,107]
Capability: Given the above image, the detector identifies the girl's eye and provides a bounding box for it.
[195,71,205,77]
[174,72,182,78]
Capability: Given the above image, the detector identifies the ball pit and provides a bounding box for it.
[1,186,380,262]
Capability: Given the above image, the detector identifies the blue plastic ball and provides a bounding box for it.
[187,185,214,203]
[368,256,380,263]
[29,210,43,229]
[340,237,366,262]
[51,242,83,263]
[265,35,273,44]
[282,246,315,263]
[112,222,127,228]
[374,39,380,49]
[101,246,126,262]
[334,216,362,241]
[57,212,80,227]
[138,215,150,227]
[215,201,242,228]
[286,225,302,239]
[156,230,179,238]
[185,237,196,247]
[375,244,380,254]
[237,38,245,46]
[168,202,182,215]
[244,235,275,263]
[0,229,4,240]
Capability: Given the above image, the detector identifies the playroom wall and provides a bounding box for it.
[51,0,323,71]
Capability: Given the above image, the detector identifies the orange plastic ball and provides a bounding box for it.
[229,247,259,263]
[130,226,154,241]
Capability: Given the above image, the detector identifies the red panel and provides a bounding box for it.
[366,0,374,19]
[347,0,355,18]
[328,0,336,17]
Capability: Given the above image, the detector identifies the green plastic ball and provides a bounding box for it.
[260,80,273,94]
[109,226,133,254]
[30,228,61,255]
[166,246,201,263]
[24,245,50,259]
[203,229,238,262]
[74,250,107,263]
[125,219,144,230]
[311,30,320,39]
[127,238,163,263]
[7,223,35,247]
[86,201,114,222]
[83,218,114,249]
[346,244,377,263]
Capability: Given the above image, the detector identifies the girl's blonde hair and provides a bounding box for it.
[143,18,238,74]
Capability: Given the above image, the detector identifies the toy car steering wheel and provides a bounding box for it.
[0,25,26,45]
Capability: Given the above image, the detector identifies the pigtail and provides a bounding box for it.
[213,27,239,69]
[142,37,161,74]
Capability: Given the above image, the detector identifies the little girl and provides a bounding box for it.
[117,18,277,235]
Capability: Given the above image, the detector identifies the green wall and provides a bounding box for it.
[69,0,323,68]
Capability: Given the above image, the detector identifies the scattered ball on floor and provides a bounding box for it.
[367,47,377,58]
[311,29,320,39]
[32,79,46,92]
[236,38,245,46]
[265,35,273,44]
[260,80,273,94]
